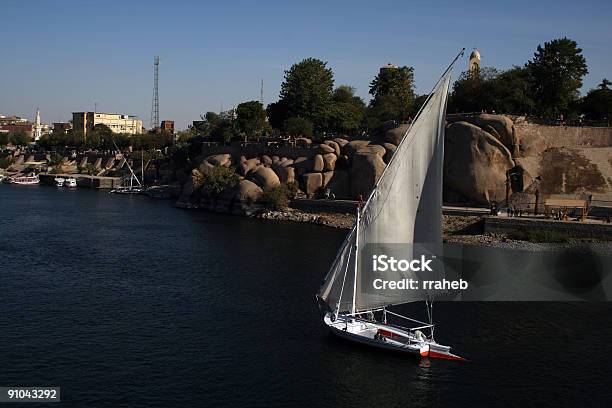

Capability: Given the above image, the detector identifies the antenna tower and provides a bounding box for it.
[260,78,264,105]
[150,56,160,129]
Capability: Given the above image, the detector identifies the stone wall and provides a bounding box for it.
[516,123,612,156]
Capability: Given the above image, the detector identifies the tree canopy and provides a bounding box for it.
[327,85,366,135]
[366,65,415,128]
[581,79,612,124]
[277,58,334,131]
[527,37,588,117]
[236,101,267,140]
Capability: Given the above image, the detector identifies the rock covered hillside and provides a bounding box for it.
[176,114,612,213]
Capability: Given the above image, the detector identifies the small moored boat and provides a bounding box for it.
[54,177,65,187]
[64,177,77,188]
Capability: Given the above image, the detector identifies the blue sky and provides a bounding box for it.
[1,0,611,130]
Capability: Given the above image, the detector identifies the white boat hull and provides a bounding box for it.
[323,313,464,360]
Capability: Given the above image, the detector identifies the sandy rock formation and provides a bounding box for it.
[249,166,280,190]
[313,154,325,172]
[444,121,515,204]
[342,140,371,158]
[206,154,232,167]
[322,153,337,171]
[302,172,323,196]
[384,123,410,145]
[323,140,341,156]
[238,158,260,176]
[382,143,397,163]
[350,150,386,198]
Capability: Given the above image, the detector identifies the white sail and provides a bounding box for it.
[319,67,454,313]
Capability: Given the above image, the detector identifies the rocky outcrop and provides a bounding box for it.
[322,153,337,171]
[206,153,232,167]
[342,140,371,158]
[384,123,410,145]
[448,114,518,157]
[444,121,515,204]
[302,172,323,196]
[350,150,386,198]
[249,166,280,190]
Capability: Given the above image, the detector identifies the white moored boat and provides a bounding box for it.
[316,50,466,362]
[54,177,65,187]
[9,173,39,185]
[64,177,77,188]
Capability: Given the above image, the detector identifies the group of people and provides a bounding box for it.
[506,206,526,217]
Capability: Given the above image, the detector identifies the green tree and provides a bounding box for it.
[367,65,416,127]
[449,67,498,113]
[266,100,289,130]
[236,100,267,140]
[527,37,588,117]
[9,131,29,146]
[488,67,536,115]
[278,57,334,131]
[327,85,366,135]
[283,117,313,138]
[0,132,9,146]
[581,80,612,124]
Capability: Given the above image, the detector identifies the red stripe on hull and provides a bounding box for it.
[427,350,467,361]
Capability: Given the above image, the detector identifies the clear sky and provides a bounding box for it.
[1,0,611,130]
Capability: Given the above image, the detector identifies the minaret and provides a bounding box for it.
[469,49,481,77]
[34,107,42,141]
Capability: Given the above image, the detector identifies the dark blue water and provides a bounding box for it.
[1,185,611,407]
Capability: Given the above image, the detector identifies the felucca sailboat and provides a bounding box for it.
[316,51,466,361]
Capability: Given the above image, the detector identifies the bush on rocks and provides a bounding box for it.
[201,166,240,197]
[261,182,299,210]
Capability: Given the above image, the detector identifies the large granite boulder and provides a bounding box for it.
[383,143,397,164]
[302,172,323,196]
[238,158,260,176]
[198,161,214,175]
[384,123,410,145]
[322,153,337,171]
[322,171,334,188]
[448,114,518,156]
[261,155,273,167]
[313,154,325,172]
[333,137,349,147]
[318,143,335,154]
[271,163,296,184]
[342,140,371,159]
[326,170,350,198]
[350,151,386,198]
[214,180,263,215]
[281,158,294,167]
[296,137,312,146]
[359,144,386,157]
[206,153,232,167]
[249,166,280,190]
[444,121,515,204]
[323,140,341,156]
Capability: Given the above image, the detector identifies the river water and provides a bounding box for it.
[1,184,611,407]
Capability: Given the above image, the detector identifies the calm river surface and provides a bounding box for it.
[1,184,611,407]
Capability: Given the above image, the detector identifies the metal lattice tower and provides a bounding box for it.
[150,56,160,130]
[260,78,264,105]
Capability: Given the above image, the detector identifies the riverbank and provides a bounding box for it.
[254,209,612,249]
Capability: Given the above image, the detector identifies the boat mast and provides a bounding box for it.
[351,204,360,316]
[141,150,144,187]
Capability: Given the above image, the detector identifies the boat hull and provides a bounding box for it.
[323,313,464,361]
